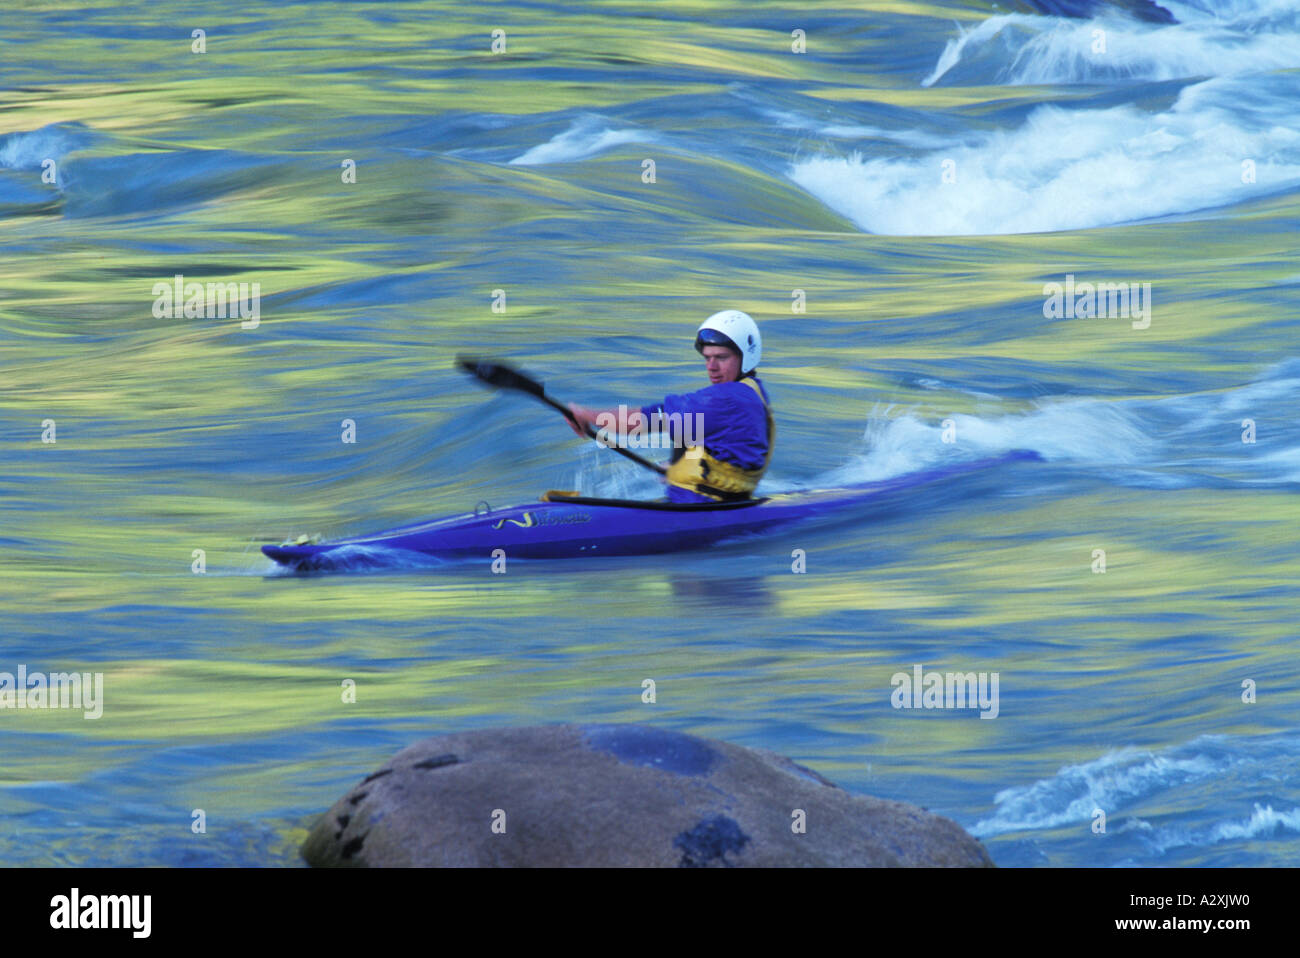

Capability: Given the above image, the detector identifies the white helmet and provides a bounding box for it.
[695,310,761,374]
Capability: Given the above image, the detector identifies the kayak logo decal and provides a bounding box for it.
[492,510,591,530]
[492,513,535,529]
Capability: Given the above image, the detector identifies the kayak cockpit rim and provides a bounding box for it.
[538,490,768,511]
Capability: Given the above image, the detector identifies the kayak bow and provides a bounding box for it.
[261,451,1040,571]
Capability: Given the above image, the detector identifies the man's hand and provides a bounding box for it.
[567,403,593,437]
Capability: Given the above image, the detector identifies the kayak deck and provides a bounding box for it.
[262,493,784,568]
[261,451,1041,571]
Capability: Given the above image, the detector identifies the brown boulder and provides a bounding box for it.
[302,723,993,867]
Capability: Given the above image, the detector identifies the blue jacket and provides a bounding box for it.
[641,377,772,503]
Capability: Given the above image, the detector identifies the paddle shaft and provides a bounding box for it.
[457,357,668,476]
[547,396,669,476]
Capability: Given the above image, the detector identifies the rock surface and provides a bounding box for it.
[302,723,994,867]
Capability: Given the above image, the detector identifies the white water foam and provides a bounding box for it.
[819,396,1148,488]
[967,727,1300,857]
[789,74,1300,235]
[811,360,1300,489]
[1206,803,1300,842]
[1108,803,1300,854]
[970,745,1226,836]
[0,125,86,171]
[924,0,1300,88]
[971,732,1300,857]
[509,117,655,165]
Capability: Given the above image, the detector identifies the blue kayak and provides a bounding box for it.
[261,450,1040,571]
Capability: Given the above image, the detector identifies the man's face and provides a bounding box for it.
[702,345,742,384]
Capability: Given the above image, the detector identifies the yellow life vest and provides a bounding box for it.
[664,376,774,501]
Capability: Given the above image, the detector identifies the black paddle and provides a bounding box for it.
[456,356,668,476]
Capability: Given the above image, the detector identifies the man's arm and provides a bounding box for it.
[566,403,653,437]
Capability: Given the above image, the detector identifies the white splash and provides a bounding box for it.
[789,75,1300,235]
[509,117,655,166]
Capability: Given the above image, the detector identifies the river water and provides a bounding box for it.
[2,0,1297,867]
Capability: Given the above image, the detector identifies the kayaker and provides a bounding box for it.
[567,310,774,503]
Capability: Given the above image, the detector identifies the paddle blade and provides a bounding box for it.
[455,355,546,399]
